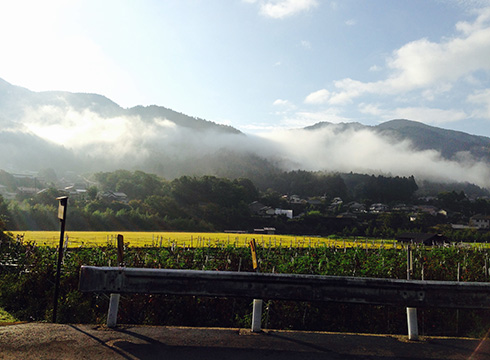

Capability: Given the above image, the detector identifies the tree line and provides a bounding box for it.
[1,169,490,240]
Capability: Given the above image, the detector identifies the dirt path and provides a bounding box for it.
[1,323,490,359]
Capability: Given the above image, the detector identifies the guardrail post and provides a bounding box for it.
[107,234,124,328]
[406,307,418,340]
[250,239,263,332]
[252,299,263,332]
[107,294,121,328]
[406,245,418,340]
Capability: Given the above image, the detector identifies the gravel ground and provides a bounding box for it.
[1,323,490,360]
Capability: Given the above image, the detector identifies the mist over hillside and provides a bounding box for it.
[1,77,490,188]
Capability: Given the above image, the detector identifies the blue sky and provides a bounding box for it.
[2,0,490,136]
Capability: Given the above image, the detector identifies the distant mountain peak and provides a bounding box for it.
[128,105,242,134]
[303,121,366,132]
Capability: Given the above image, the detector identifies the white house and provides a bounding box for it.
[470,214,490,229]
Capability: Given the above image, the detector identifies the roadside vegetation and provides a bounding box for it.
[1,231,490,337]
[2,169,490,335]
[0,307,18,323]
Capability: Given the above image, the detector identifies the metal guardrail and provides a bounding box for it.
[79,266,490,309]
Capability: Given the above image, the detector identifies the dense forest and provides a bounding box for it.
[1,169,490,241]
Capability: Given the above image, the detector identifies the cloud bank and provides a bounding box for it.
[11,104,490,189]
[258,126,490,188]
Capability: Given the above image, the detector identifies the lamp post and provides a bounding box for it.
[52,196,68,323]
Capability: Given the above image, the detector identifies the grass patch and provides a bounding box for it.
[0,307,18,323]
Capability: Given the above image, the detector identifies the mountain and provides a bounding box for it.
[305,120,490,162]
[0,78,246,177]
[375,119,490,161]
[127,105,241,134]
[0,78,239,134]
[1,77,490,189]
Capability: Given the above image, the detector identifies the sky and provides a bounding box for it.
[2,0,490,137]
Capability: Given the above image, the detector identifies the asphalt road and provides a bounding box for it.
[1,323,490,360]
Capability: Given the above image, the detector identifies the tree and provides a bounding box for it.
[0,195,12,240]
[380,212,409,232]
[87,186,98,201]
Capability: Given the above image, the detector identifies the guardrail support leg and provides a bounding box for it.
[107,293,120,328]
[251,299,263,332]
[406,307,418,340]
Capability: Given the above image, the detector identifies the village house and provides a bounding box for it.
[288,195,306,205]
[275,208,293,219]
[346,201,366,213]
[249,201,293,219]
[469,214,490,229]
[97,191,129,203]
[17,187,38,196]
[413,205,439,216]
[369,203,389,213]
[0,184,16,200]
[249,201,274,217]
[392,203,414,212]
[64,184,88,200]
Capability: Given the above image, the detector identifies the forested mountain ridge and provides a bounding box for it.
[376,119,490,160]
[2,77,490,189]
[0,78,239,133]
[306,119,490,162]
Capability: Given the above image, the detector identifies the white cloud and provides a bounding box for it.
[389,107,468,124]
[280,108,351,127]
[324,7,490,104]
[301,40,312,49]
[273,99,293,107]
[304,89,330,104]
[247,107,349,133]
[272,99,297,113]
[258,126,490,187]
[329,79,367,104]
[345,19,356,26]
[359,103,468,125]
[467,88,490,118]
[20,105,179,160]
[358,103,383,116]
[257,0,319,19]
[455,6,490,35]
[421,83,453,101]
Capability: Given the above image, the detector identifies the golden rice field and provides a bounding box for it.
[10,231,404,249]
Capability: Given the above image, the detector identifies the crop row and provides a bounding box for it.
[12,230,405,249]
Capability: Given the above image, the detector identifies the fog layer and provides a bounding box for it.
[3,103,490,188]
